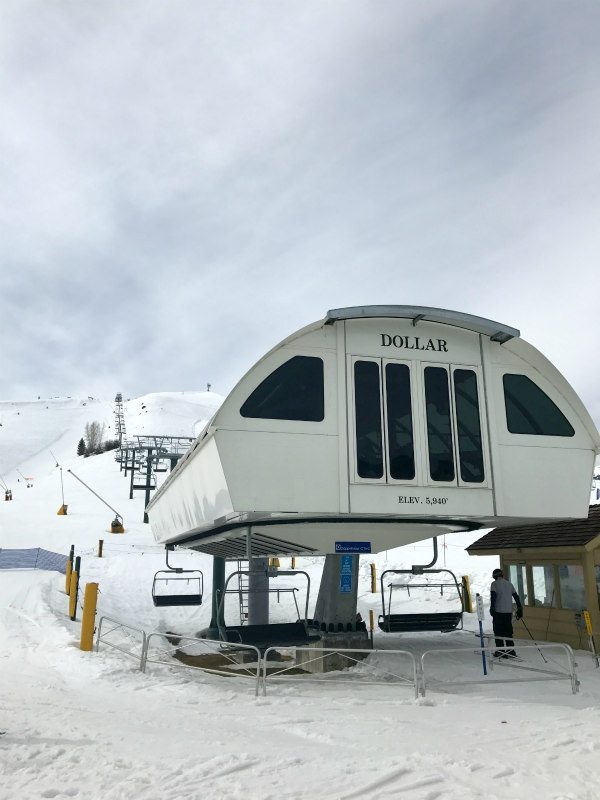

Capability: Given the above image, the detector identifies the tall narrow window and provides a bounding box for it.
[506,564,529,605]
[503,374,574,436]
[531,565,556,607]
[354,361,384,479]
[424,367,455,482]
[240,355,324,420]
[558,564,586,610]
[454,369,485,483]
[385,363,415,480]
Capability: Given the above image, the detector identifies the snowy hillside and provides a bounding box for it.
[1,394,600,800]
[0,396,114,479]
[125,391,223,438]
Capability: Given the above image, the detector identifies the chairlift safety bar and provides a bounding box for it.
[218,569,311,632]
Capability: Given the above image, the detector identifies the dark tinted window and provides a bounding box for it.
[424,367,455,482]
[503,374,574,437]
[385,363,415,480]
[454,369,485,483]
[240,356,324,421]
[354,361,384,478]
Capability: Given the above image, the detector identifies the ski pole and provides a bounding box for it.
[476,593,487,675]
[518,616,548,663]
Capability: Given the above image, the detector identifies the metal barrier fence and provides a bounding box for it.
[95,616,147,664]
[261,646,418,699]
[420,642,579,696]
[142,633,262,696]
[93,618,581,700]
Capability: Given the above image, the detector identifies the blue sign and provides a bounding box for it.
[335,541,371,554]
[340,554,353,593]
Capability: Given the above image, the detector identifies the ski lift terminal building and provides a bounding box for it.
[147,306,600,558]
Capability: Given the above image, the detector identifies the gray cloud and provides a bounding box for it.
[1,1,600,424]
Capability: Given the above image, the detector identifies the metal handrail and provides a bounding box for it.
[223,586,301,618]
[388,581,458,593]
[142,633,262,695]
[381,568,464,620]
[420,642,579,696]
[261,646,418,699]
[95,615,147,663]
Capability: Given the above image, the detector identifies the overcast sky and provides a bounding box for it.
[2,2,600,422]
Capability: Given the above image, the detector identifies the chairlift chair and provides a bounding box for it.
[217,568,320,651]
[132,473,157,490]
[378,567,464,633]
[152,547,204,607]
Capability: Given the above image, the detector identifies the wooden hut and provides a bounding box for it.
[467,506,600,651]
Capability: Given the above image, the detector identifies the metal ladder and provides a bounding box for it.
[237,560,249,625]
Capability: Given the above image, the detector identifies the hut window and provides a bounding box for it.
[453,369,485,483]
[503,374,575,437]
[424,367,455,482]
[385,363,415,480]
[506,564,529,604]
[558,564,586,610]
[354,360,384,479]
[240,356,324,421]
[531,565,557,607]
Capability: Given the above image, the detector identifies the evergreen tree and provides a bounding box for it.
[77,437,86,456]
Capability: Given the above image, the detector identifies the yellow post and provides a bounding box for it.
[69,570,78,620]
[291,556,296,569]
[370,562,377,593]
[65,559,72,594]
[69,556,81,621]
[369,609,375,632]
[462,575,473,613]
[80,583,99,651]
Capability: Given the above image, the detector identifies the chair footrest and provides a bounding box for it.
[378,612,462,633]
[153,595,203,607]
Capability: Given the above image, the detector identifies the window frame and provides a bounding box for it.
[237,348,328,428]
[530,563,558,608]
[502,372,575,438]
[421,363,491,488]
[557,563,587,611]
[349,356,387,483]
[348,357,491,488]
[423,363,457,486]
[382,358,420,485]
[450,364,489,487]
[504,563,530,606]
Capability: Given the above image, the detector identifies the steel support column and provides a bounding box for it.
[248,558,269,625]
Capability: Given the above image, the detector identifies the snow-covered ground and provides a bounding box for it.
[1,394,599,800]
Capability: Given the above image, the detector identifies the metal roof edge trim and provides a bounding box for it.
[325,306,520,343]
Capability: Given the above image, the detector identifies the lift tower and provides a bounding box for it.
[114,393,126,446]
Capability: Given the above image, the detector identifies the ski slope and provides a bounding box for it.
[1,394,600,800]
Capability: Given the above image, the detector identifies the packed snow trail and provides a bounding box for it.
[1,393,600,799]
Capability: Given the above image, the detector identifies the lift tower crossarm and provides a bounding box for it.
[66,469,123,523]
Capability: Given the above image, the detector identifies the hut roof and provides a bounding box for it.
[467,505,600,552]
